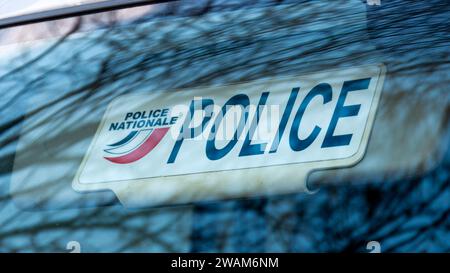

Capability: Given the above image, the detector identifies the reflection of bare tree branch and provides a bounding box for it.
[0,0,448,252]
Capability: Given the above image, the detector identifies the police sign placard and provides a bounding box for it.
[73,64,386,207]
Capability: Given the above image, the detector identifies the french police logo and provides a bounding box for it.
[103,109,178,164]
[73,65,386,207]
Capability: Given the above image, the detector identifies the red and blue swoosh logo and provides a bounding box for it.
[103,127,169,164]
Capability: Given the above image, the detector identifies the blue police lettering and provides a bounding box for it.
[206,94,250,160]
[289,83,332,152]
[167,99,215,164]
[239,92,270,157]
[168,78,371,163]
[322,78,370,148]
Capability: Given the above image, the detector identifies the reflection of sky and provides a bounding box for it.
[0,0,101,19]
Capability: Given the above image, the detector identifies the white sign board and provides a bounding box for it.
[73,64,386,207]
